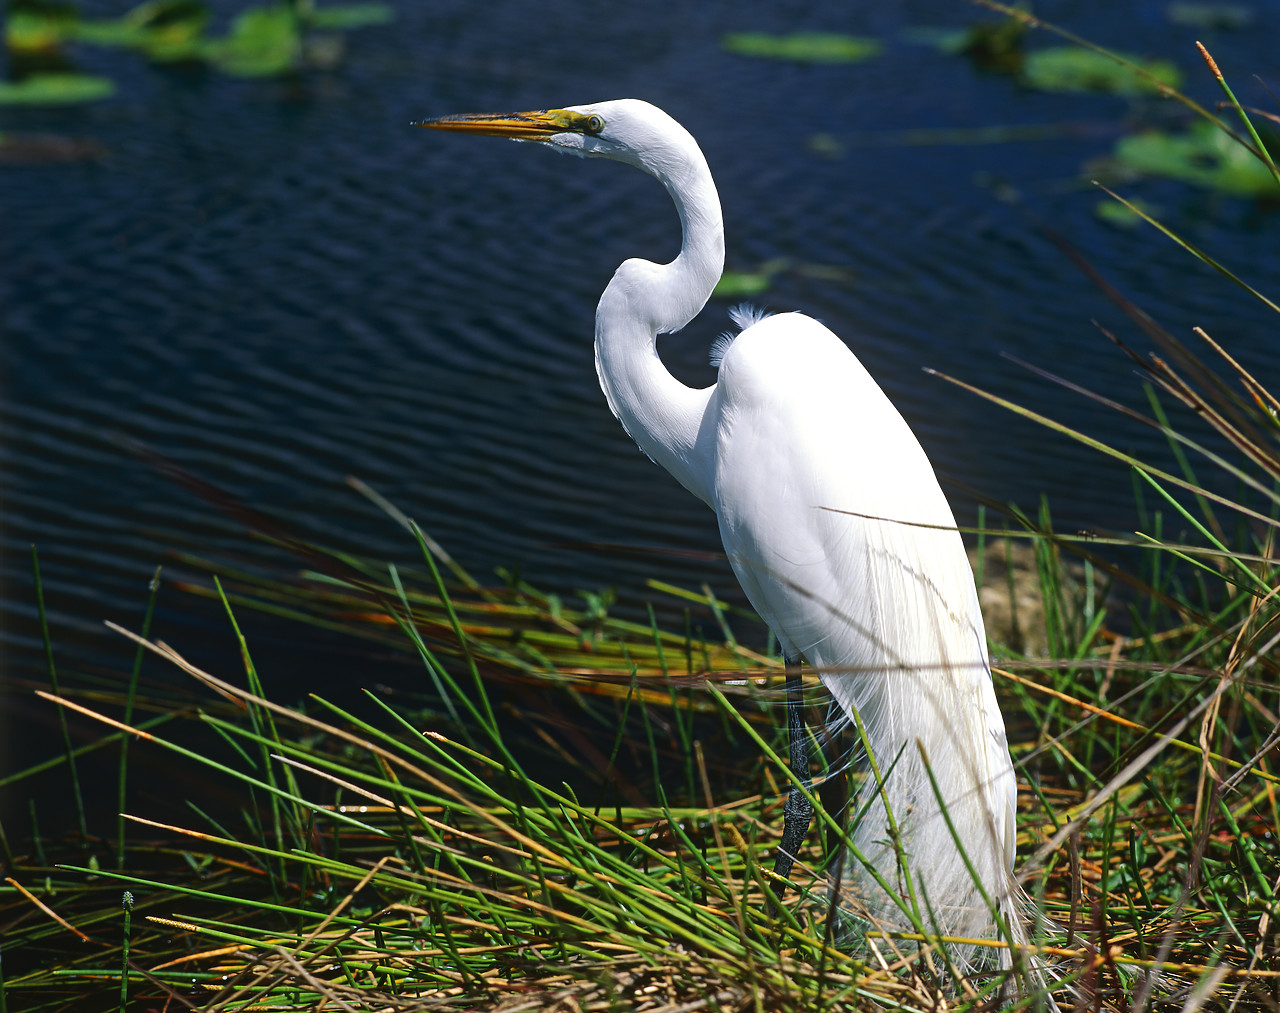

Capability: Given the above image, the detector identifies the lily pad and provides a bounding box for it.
[73,1,211,61]
[721,32,882,64]
[1095,196,1162,228]
[207,6,299,77]
[713,271,773,298]
[712,258,790,298]
[806,132,844,157]
[127,0,210,61]
[310,3,394,29]
[6,4,79,54]
[1113,120,1278,196]
[1166,2,1254,30]
[899,26,969,52]
[902,16,1027,73]
[69,20,148,47]
[0,72,116,104]
[5,0,393,83]
[957,17,1028,73]
[1023,47,1181,96]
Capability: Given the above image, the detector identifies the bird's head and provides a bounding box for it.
[416,99,691,177]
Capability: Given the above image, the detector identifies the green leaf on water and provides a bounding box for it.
[132,0,210,61]
[1165,2,1254,30]
[1095,196,1162,229]
[1114,120,1278,197]
[64,1,210,58]
[806,132,844,157]
[907,16,1026,73]
[713,271,773,298]
[1023,46,1182,95]
[713,258,790,299]
[721,32,882,64]
[6,6,79,53]
[70,20,146,46]
[8,0,388,78]
[0,73,116,105]
[309,3,394,29]
[899,27,971,53]
[208,6,299,77]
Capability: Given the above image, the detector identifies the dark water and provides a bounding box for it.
[3,1,1278,806]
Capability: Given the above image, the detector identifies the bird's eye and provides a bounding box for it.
[585,114,605,135]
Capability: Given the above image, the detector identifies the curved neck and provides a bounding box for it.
[593,137,725,506]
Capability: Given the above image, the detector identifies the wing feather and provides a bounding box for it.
[712,312,1017,955]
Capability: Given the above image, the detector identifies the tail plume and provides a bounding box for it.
[822,671,1058,1002]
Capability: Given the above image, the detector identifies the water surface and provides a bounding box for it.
[4,0,1277,793]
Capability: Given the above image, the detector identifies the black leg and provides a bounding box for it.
[818,735,848,860]
[773,654,813,886]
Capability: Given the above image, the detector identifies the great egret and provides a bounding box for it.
[419,100,1029,975]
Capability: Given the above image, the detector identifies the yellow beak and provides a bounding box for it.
[414,109,585,139]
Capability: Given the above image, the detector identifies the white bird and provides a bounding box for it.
[419,99,1031,979]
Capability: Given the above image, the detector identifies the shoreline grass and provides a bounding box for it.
[4,18,1280,1013]
[3,480,1277,1010]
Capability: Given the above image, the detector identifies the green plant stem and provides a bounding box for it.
[31,546,87,840]
[118,566,161,870]
[118,891,132,1012]
[1195,41,1280,186]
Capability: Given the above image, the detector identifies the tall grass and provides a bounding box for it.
[3,18,1280,1013]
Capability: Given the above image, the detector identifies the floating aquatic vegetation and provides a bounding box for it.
[6,0,80,54]
[204,2,393,76]
[308,2,394,29]
[206,5,300,76]
[953,13,1027,72]
[3,0,395,94]
[713,270,774,299]
[1165,2,1254,30]
[713,271,772,298]
[721,32,882,65]
[1114,119,1278,196]
[902,14,1027,73]
[70,0,211,63]
[0,71,115,104]
[712,259,790,299]
[1094,195,1162,229]
[1021,46,1182,96]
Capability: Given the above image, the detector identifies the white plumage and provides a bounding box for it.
[713,310,1020,962]
[421,98,1031,978]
